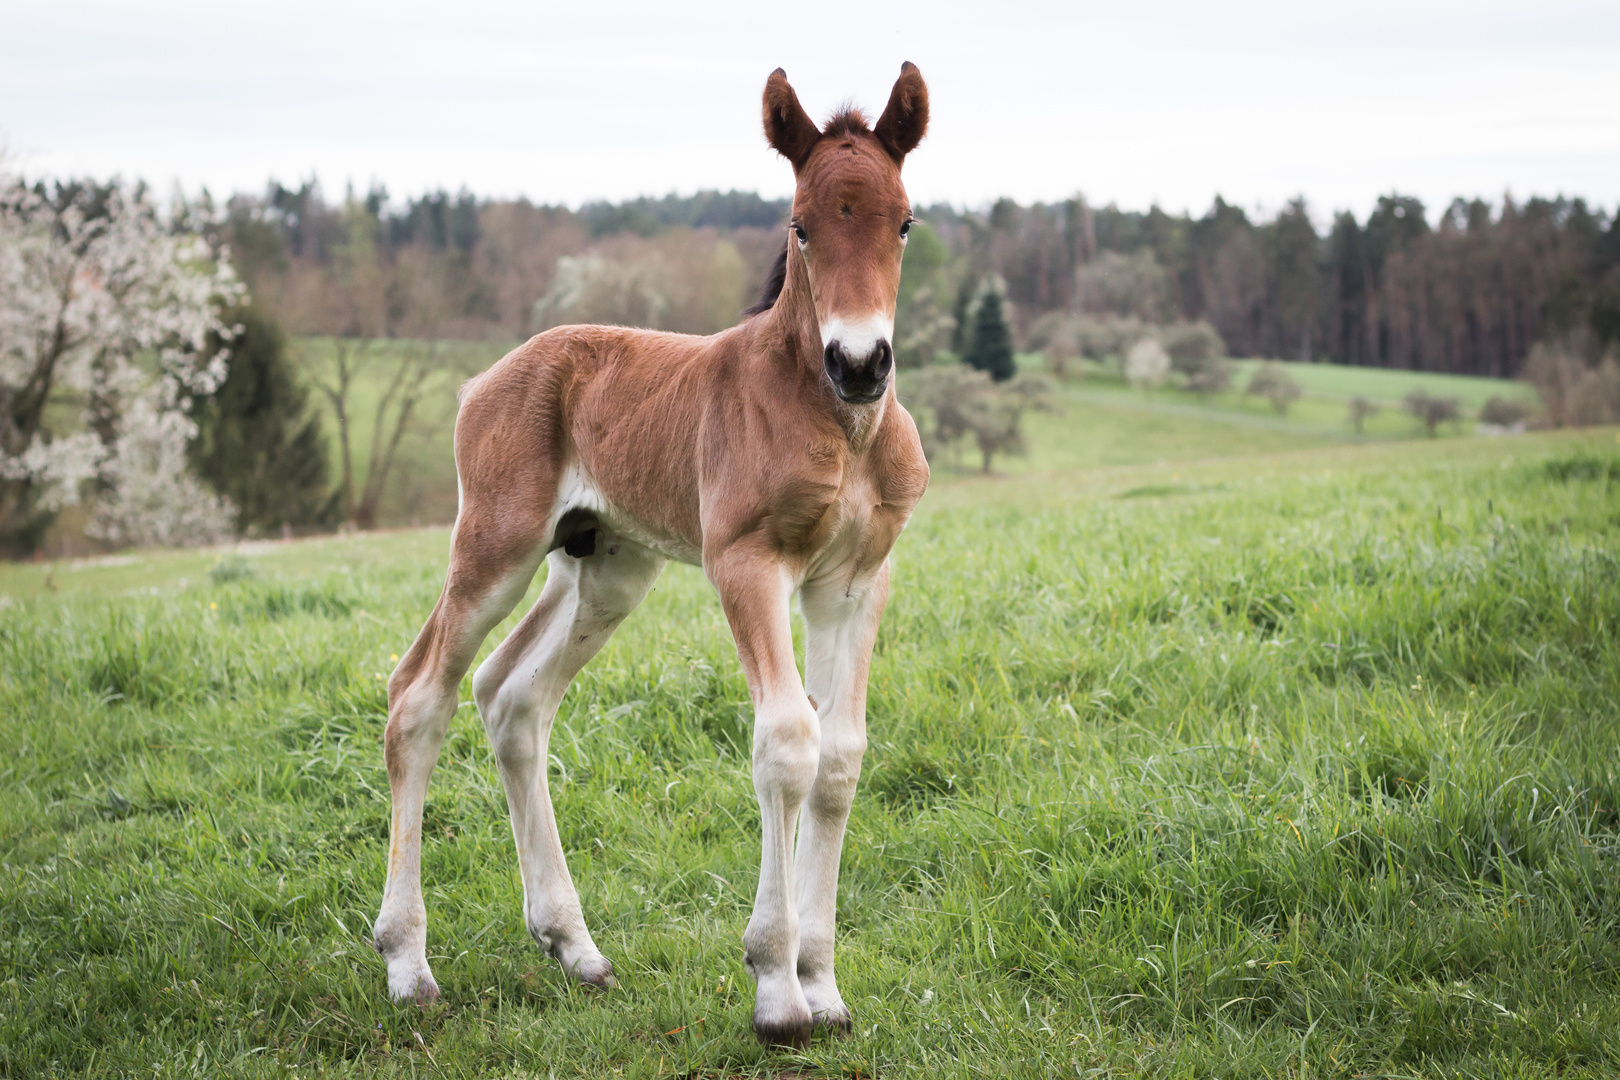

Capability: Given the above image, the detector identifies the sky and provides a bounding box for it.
[3,0,1618,223]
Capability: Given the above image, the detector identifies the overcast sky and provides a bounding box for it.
[3,0,1617,222]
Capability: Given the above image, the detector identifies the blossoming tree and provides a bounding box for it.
[1,174,242,552]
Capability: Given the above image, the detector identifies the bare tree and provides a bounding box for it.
[305,338,369,524]
[353,342,438,530]
[1347,395,1380,434]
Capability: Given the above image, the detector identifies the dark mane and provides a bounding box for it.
[823,106,869,138]
[742,234,789,318]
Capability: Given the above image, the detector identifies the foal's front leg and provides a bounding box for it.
[710,550,820,1047]
[795,562,888,1031]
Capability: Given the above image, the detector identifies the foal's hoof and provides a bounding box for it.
[386,966,440,1005]
[753,1012,814,1049]
[560,952,618,990]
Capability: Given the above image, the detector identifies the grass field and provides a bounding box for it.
[5,399,1619,1074]
[285,340,1542,524]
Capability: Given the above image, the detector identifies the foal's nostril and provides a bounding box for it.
[823,341,842,376]
[874,339,893,376]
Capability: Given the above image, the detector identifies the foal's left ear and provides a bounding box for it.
[873,61,929,164]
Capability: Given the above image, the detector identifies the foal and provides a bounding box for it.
[373,63,930,1046]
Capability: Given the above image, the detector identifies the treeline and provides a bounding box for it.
[222,182,1620,378]
[926,194,1620,376]
[224,182,789,341]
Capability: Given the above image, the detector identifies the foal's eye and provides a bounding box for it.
[899,220,913,239]
[793,223,808,244]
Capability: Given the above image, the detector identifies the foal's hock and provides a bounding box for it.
[372,63,931,1048]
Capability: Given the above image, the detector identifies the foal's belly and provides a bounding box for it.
[551,462,704,566]
[551,458,902,584]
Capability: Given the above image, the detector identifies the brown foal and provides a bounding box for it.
[372,63,931,1046]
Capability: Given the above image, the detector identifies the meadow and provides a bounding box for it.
[287,340,1520,528]
[2,393,1619,1075]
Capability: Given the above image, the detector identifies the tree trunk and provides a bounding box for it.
[354,346,433,530]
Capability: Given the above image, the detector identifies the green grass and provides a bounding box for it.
[1224,360,1533,409]
[1000,356,1541,456]
[5,403,1620,1074]
[290,341,1535,524]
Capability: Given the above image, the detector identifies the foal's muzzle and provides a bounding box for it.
[823,338,893,404]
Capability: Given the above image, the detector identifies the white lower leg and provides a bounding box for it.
[793,763,859,1027]
[744,698,821,1042]
[794,566,885,1031]
[374,685,456,1002]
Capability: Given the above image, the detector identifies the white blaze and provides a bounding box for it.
[819,314,894,363]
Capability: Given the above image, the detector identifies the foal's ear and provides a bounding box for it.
[873,61,929,164]
[762,68,821,171]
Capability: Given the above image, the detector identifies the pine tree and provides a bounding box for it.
[964,288,1016,382]
[190,307,332,534]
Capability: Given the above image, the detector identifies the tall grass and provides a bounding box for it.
[1,431,1617,1076]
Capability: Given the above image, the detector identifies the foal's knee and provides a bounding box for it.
[753,701,821,801]
[472,659,544,768]
[384,665,456,779]
[808,729,866,817]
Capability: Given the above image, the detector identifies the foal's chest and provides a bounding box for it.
[800,466,915,582]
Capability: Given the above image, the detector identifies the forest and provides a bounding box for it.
[223,180,1620,376]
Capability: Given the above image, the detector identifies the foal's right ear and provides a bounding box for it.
[762,68,821,171]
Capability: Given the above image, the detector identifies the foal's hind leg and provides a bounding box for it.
[472,534,664,986]
[373,516,545,1002]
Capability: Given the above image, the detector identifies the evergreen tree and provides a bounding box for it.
[964,288,1017,382]
[190,306,332,534]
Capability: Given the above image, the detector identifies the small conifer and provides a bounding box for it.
[965,288,1017,382]
[190,307,332,533]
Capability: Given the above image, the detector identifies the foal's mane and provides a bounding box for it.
[741,237,789,319]
[741,106,872,321]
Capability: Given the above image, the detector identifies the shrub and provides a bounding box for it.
[1026,312,1083,379]
[903,366,1057,472]
[1071,315,1150,365]
[1479,395,1534,428]
[1245,362,1303,415]
[894,285,955,370]
[1522,333,1620,427]
[1403,388,1462,436]
[1161,321,1227,374]
[1184,359,1233,399]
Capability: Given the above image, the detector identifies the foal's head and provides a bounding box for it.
[762,63,929,404]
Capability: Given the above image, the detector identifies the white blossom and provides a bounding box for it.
[0,169,243,547]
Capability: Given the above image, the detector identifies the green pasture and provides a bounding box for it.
[1015,356,1540,455]
[285,339,1543,526]
[1225,360,1532,409]
[4,417,1619,1077]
